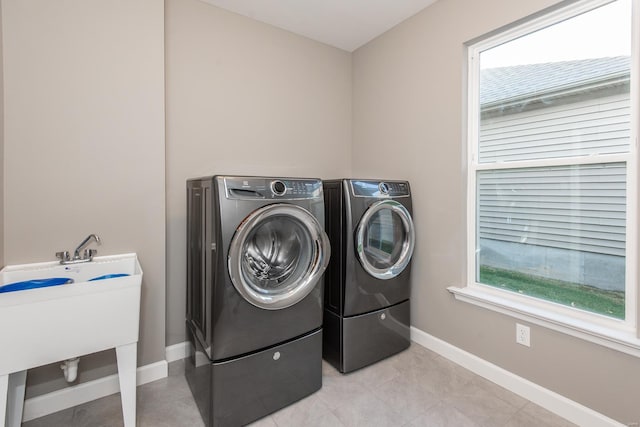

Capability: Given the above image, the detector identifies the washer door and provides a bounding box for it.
[356,200,415,280]
[228,203,330,310]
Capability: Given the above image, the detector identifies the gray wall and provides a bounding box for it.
[165,0,352,346]
[352,0,640,423]
[2,0,165,397]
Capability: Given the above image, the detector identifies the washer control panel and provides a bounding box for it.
[351,180,410,198]
[225,176,322,199]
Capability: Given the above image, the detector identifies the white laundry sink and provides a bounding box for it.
[0,253,142,427]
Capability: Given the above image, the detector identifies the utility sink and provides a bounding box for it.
[0,253,142,427]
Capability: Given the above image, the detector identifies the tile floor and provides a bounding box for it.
[22,344,576,427]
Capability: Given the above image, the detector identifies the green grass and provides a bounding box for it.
[479,266,625,320]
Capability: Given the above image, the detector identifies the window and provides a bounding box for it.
[451,0,640,353]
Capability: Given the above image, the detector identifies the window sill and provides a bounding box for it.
[448,285,640,358]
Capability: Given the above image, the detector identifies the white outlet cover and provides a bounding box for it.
[516,323,531,347]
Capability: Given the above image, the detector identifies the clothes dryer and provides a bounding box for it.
[185,176,330,426]
[323,179,415,373]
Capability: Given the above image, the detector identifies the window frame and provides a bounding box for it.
[449,0,640,356]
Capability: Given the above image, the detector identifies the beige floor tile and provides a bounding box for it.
[321,360,342,378]
[372,345,437,379]
[467,374,529,409]
[414,355,476,398]
[136,376,204,427]
[371,372,441,422]
[270,392,345,427]
[443,378,522,427]
[342,357,403,389]
[316,368,370,410]
[246,415,279,427]
[504,403,578,427]
[404,401,481,427]
[330,391,410,427]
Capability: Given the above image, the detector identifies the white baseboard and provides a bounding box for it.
[410,326,624,427]
[22,360,168,422]
[165,341,190,363]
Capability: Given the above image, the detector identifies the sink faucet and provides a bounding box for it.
[73,234,101,259]
[56,234,102,264]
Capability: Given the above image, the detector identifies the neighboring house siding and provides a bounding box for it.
[478,92,630,258]
[478,162,626,257]
[479,93,631,163]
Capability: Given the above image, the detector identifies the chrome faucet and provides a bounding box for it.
[56,234,102,264]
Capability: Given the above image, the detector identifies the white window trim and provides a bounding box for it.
[451,0,640,357]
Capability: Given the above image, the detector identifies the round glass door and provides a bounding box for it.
[356,200,415,280]
[228,204,330,310]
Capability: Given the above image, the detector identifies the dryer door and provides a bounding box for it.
[356,200,415,280]
[228,203,330,310]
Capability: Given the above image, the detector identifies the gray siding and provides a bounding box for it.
[478,162,626,257]
[477,92,630,258]
[479,93,630,163]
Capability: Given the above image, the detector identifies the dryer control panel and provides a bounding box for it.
[224,176,323,200]
[350,180,410,198]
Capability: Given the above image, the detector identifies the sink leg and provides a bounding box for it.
[6,371,27,427]
[116,342,137,427]
[1,374,7,427]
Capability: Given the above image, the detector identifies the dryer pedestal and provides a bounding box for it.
[186,324,322,427]
[323,300,410,373]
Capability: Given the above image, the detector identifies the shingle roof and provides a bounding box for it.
[479,56,630,106]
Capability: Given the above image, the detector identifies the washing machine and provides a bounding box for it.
[185,175,330,426]
[322,179,415,373]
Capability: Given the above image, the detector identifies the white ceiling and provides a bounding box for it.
[199,0,438,52]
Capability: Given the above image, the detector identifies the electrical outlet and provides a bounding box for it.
[516,323,530,347]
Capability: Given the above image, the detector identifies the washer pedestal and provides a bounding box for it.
[186,325,322,427]
[323,300,410,373]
